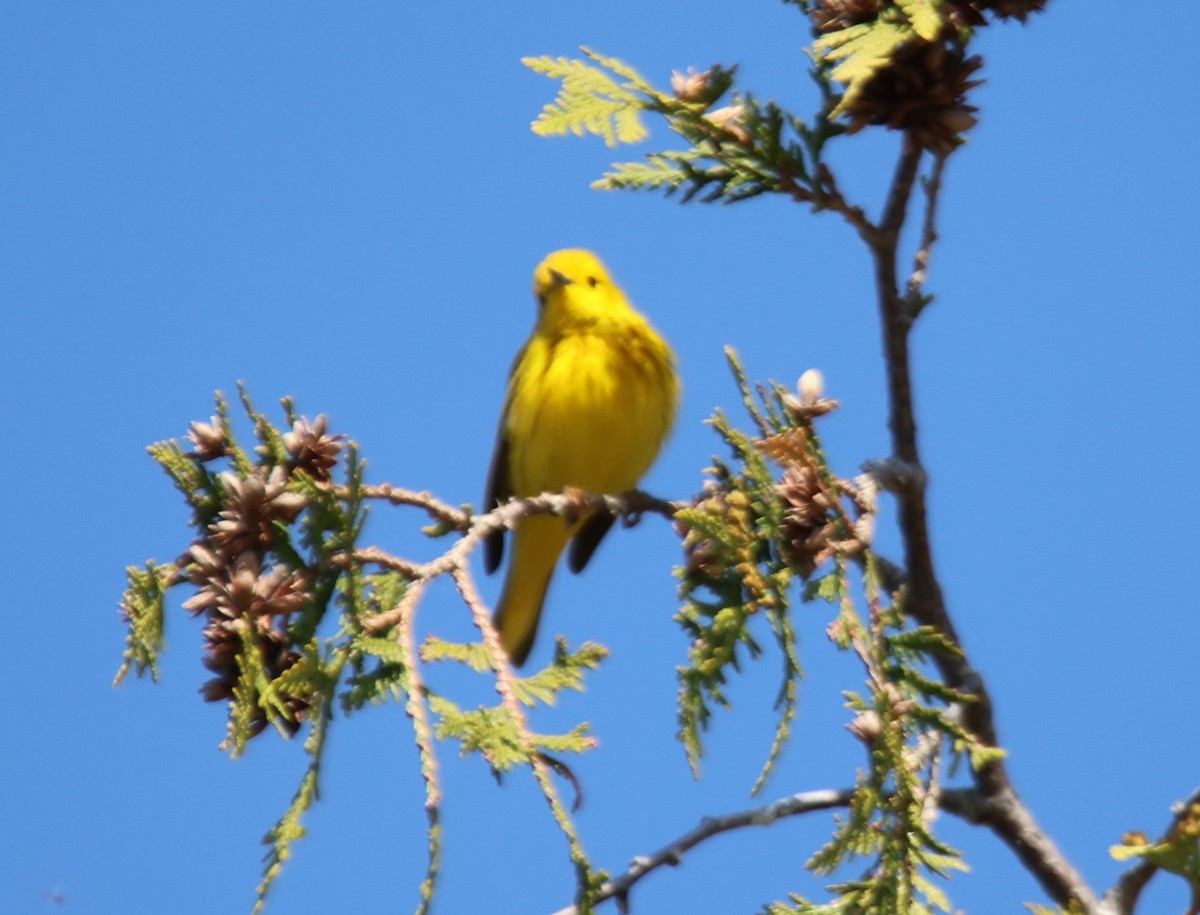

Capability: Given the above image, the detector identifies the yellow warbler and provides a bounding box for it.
[483,249,679,666]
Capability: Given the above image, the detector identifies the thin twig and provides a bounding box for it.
[816,163,875,239]
[353,489,682,633]
[778,160,873,237]
[334,484,671,908]
[396,586,441,915]
[451,564,598,906]
[335,547,422,579]
[329,482,472,530]
[906,152,947,306]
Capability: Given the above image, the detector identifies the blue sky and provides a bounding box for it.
[2,2,1197,913]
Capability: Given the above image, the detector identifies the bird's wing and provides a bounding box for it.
[482,425,510,574]
[483,345,527,574]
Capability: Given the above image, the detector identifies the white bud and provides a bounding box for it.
[798,369,824,404]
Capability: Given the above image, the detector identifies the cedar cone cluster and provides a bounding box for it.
[929,0,1049,27]
[811,0,1049,154]
[183,545,311,721]
[186,416,226,461]
[844,40,982,155]
[671,67,728,107]
[209,468,306,555]
[283,414,345,481]
[705,104,752,146]
[770,373,872,578]
[181,415,344,736]
[682,372,870,590]
[775,465,842,578]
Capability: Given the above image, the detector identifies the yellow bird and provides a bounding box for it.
[483,249,679,666]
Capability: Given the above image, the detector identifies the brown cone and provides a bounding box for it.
[842,40,982,155]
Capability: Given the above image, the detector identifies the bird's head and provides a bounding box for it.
[533,249,631,329]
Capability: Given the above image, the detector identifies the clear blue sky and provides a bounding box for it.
[3,3,1197,913]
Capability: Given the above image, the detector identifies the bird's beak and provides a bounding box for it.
[548,269,573,289]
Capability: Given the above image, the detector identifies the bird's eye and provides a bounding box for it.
[586,276,600,288]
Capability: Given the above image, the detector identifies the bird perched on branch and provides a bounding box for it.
[483,249,679,666]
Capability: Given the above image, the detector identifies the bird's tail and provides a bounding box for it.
[494,515,575,666]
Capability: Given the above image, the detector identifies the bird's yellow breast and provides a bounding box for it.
[505,323,677,497]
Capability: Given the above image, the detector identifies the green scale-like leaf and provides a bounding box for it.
[114,561,175,683]
[595,154,693,193]
[898,0,947,41]
[813,19,912,119]
[522,49,650,148]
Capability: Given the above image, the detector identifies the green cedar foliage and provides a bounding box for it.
[675,353,995,912]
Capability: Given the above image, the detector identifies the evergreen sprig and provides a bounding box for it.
[522,49,853,208]
[782,554,985,912]
[425,639,606,770]
[675,351,862,789]
[254,643,351,914]
[525,0,1009,207]
[523,47,654,148]
[670,354,994,910]
[117,391,607,912]
[115,560,175,683]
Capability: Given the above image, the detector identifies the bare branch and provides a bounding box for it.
[938,785,1102,912]
[550,788,856,915]
[871,134,970,658]
[545,778,1108,915]
[867,132,1101,913]
[878,133,923,247]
